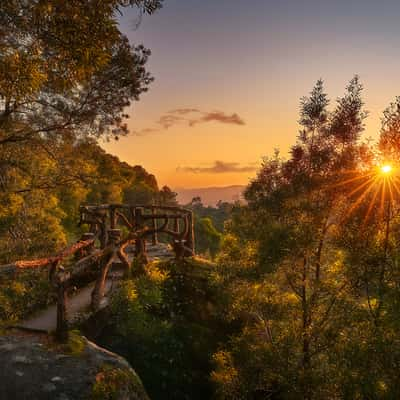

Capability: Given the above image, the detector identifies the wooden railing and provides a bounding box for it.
[79,204,195,261]
[0,204,195,342]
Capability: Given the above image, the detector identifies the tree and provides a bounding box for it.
[0,1,162,146]
[380,96,400,162]
[212,78,369,399]
[194,217,221,259]
[0,0,163,259]
[0,0,162,208]
[184,197,234,258]
[158,186,178,206]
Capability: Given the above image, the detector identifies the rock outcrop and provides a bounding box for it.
[0,331,149,400]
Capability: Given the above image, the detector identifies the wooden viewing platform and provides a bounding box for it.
[0,204,195,341]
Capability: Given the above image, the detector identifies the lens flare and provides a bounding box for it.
[381,165,392,174]
[333,163,398,226]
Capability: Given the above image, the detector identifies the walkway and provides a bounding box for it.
[17,243,173,333]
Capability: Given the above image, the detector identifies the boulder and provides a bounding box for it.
[0,332,149,400]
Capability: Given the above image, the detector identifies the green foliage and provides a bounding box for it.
[0,1,162,144]
[0,137,175,321]
[0,0,165,261]
[62,329,87,356]
[91,363,148,400]
[3,14,400,398]
[195,217,221,259]
[158,185,179,206]
[0,270,52,323]
[186,198,233,258]
[98,259,224,400]
[210,77,396,399]
[208,78,400,399]
[84,145,159,206]
[0,0,168,322]
[188,197,233,232]
[0,140,164,262]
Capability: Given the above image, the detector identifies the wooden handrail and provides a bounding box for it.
[0,238,95,276]
[80,204,192,214]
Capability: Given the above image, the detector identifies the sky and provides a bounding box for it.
[102,0,400,189]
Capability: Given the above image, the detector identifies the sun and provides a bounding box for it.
[333,163,399,224]
[381,164,393,175]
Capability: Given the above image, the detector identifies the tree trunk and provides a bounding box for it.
[301,256,312,400]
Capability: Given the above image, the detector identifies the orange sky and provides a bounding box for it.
[102,0,400,189]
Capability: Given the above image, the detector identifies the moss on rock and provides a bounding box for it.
[91,363,148,400]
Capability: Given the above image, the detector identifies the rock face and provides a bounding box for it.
[0,332,149,400]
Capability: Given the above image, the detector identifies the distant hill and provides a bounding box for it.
[175,185,246,206]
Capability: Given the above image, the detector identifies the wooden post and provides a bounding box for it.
[135,207,144,229]
[132,207,148,271]
[91,229,118,311]
[134,207,147,259]
[186,211,195,255]
[110,206,117,229]
[135,238,148,269]
[174,217,179,234]
[118,243,131,278]
[173,240,185,261]
[99,214,107,249]
[151,207,158,245]
[55,274,68,342]
[48,260,59,282]
[130,206,136,229]
[108,229,121,248]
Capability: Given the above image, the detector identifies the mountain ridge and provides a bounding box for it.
[175,185,246,206]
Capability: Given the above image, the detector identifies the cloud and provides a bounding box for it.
[131,127,159,136]
[188,112,245,127]
[131,108,245,135]
[177,160,258,174]
[158,114,184,129]
[168,108,201,115]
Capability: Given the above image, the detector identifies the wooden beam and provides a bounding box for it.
[0,238,95,276]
